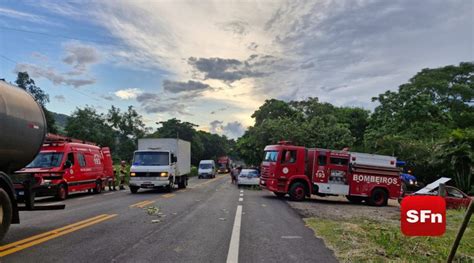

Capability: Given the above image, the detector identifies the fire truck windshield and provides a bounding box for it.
[26,152,64,168]
[263,151,278,162]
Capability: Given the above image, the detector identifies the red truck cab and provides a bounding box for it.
[260,141,402,206]
[15,134,114,200]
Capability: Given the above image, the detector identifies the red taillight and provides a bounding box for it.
[390,160,395,165]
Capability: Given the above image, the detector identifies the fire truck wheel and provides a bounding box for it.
[289,182,306,201]
[274,192,286,198]
[56,184,68,200]
[0,188,12,241]
[130,186,139,194]
[93,181,102,194]
[368,188,388,206]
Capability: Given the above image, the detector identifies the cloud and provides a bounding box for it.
[218,21,249,35]
[0,7,51,24]
[163,80,211,93]
[31,52,48,61]
[114,88,142,100]
[54,95,65,102]
[209,120,245,138]
[100,95,114,101]
[188,55,272,82]
[14,63,96,88]
[62,42,100,73]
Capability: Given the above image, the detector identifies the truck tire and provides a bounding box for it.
[130,186,139,194]
[56,184,68,200]
[346,196,364,204]
[289,182,306,201]
[0,188,13,241]
[368,188,388,206]
[178,176,187,189]
[93,180,102,194]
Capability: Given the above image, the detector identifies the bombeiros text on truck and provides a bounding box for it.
[260,141,401,206]
[0,81,65,241]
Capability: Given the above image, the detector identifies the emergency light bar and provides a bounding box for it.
[44,133,97,146]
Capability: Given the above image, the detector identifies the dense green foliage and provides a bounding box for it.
[15,72,58,133]
[237,97,366,165]
[149,118,235,165]
[237,62,473,193]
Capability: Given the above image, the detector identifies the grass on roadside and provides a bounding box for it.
[305,209,473,262]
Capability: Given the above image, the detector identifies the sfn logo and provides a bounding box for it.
[401,196,446,236]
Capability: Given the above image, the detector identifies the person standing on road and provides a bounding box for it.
[119,161,127,190]
[108,168,117,191]
[231,166,238,184]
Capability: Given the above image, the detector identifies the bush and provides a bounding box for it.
[190,166,198,177]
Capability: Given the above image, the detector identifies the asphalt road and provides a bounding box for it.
[0,174,337,262]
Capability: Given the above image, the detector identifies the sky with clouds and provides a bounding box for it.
[0,0,472,138]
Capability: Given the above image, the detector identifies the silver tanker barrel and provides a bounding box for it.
[0,80,46,174]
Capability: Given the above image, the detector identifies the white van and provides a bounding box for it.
[198,160,216,179]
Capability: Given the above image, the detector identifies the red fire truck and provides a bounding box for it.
[217,156,232,173]
[259,141,401,206]
[15,134,115,200]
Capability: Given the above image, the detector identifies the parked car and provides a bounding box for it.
[237,169,260,186]
[402,177,472,209]
[198,160,216,179]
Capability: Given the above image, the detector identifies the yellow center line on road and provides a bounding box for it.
[130,200,153,208]
[0,214,117,257]
[189,174,226,189]
[135,200,155,208]
[162,194,175,198]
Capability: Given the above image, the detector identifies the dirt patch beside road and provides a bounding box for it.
[288,195,400,223]
[288,196,473,262]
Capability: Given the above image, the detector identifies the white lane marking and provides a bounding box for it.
[238,197,243,202]
[103,192,115,196]
[240,190,243,193]
[76,196,94,200]
[239,193,243,197]
[226,205,242,263]
[281,236,302,239]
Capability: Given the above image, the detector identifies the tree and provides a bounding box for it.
[15,72,57,133]
[149,118,234,165]
[65,106,116,152]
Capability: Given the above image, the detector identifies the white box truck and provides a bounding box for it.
[129,138,191,193]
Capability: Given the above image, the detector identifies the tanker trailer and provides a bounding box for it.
[0,80,64,241]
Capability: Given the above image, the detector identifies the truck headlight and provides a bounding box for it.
[409,179,414,185]
[130,172,136,177]
[160,172,168,177]
[41,179,51,185]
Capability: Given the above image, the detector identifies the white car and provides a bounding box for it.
[237,169,260,186]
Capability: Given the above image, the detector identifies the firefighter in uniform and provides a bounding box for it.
[119,160,127,190]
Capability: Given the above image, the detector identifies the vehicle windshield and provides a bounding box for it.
[26,152,64,168]
[133,152,169,166]
[263,151,278,162]
[199,163,213,169]
[240,169,259,177]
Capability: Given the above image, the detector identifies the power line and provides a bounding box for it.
[0,25,126,48]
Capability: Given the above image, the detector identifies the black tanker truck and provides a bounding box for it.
[0,80,64,241]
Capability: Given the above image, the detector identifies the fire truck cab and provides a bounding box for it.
[260,141,401,206]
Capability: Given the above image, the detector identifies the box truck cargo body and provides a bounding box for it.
[129,139,190,193]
